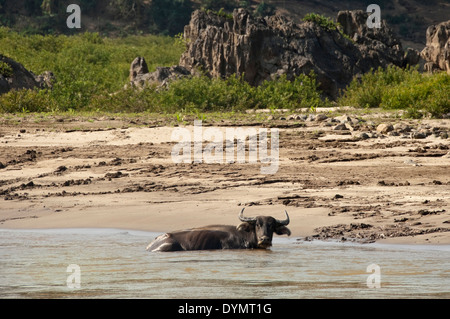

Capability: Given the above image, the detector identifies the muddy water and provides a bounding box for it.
[0,228,449,298]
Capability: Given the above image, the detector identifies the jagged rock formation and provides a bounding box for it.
[0,54,54,95]
[421,20,450,74]
[336,10,408,65]
[127,56,191,89]
[177,9,410,99]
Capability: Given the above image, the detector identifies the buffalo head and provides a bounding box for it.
[237,208,291,248]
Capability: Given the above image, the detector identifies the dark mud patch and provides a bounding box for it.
[308,223,450,243]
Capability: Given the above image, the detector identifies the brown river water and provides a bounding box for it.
[0,228,449,298]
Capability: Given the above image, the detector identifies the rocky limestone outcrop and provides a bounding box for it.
[127,56,191,89]
[178,9,410,99]
[420,20,450,74]
[0,54,54,95]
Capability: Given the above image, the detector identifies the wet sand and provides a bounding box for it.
[1,109,449,244]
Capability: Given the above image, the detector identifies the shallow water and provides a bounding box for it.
[0,228,449,298]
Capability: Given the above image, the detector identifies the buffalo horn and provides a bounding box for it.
[238,208,256,223]
[276,210,290,226]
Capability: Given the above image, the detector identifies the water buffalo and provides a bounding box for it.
[146,208,291,252]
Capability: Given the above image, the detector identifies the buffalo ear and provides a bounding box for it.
[237,222,252,232]
[275,225,291,236]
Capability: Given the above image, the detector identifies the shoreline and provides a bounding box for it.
[1,112,449,245]
[2,226,450,249]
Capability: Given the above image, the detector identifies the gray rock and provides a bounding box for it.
[333,123,348,130]
[376,123,394,134]
[411,131,427,139]
[129,57,149,83]
[393,123,412,133]
[359,132,370,140]
[315,114,328,122]
[345,123,355,131]
[35,71,55,89]
[420,20,450,74]
[179,9,409,99]
[404,47,426,71]
[334,114,353,123]
[404,159,421,166]
[128,57,191,89]
[0,54,53,94]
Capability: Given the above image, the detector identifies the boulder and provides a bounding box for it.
[128,56,191,89]
[420,20,450,74]
[403,47,424,69]
[129,56,149,83]
[178,9,409,99]
[35,71,55,89]
[0,54,53,94]
[376,123,394,134]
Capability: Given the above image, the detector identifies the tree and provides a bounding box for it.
[149,0,193,36]
[41,0,60,15]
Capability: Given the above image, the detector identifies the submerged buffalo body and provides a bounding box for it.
[146,208,291,252]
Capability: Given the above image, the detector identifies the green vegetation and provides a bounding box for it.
[302,13,354,42]
[0,27,185,111]
[0,27,326,114]
[200,0,275,19]
[0,59,13,77]
[303,13,340,32]
[0,0,194,36]
[88,73,324,113]
[254,1,276,17]
[0,29,449,118]
[202,7,233,20]
[339,66,450,118]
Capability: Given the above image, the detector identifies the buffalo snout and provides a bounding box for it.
[257,235,272,248]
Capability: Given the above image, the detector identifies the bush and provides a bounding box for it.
[303,13,339,32]
[256,73,323,110]
[0,88,58,113]
[339,66,450,118]
[0,60,13,77]
[89,72,326,113]
[254,1,276,17]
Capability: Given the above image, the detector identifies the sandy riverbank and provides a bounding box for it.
[1,110,449,244]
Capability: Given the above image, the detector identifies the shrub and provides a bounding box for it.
[303,13,339,32]
[254,1,276,17]
[339,66,450,118]
[0,88,58,113]
[0,60,13,77]
[88,72,326,114]
[256,73,323,110]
